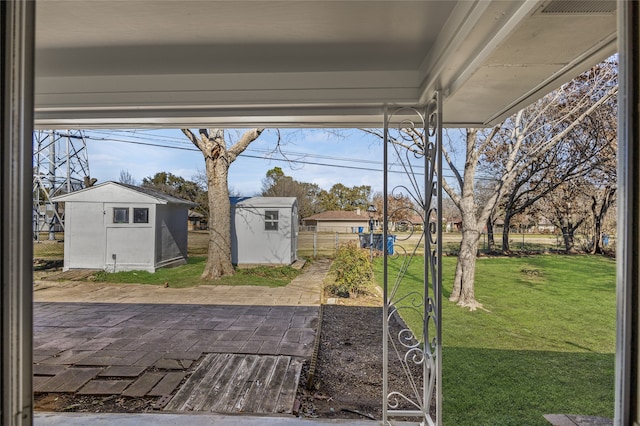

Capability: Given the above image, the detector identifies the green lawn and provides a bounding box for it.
[376,254,616,425]
[92,257,301,288]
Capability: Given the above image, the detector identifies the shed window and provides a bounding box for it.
[133,208,149,224]
[265,210,279,231]
[113,207,129,223]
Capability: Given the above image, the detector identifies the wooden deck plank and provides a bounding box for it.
[214,355,260,413]
[164,354,305,415]
[165,353,228,411]
[196,354,244,411]
[275,357,303,414]
[256,356,291,413]
[237,356,279,413]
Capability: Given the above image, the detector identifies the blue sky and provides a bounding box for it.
[82,128,464,198]
[83,128,388,196]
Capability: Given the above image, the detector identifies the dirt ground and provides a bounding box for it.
[295,300,426,422]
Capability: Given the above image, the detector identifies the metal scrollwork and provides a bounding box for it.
[383,94,442,426]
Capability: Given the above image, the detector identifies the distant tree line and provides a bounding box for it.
[260,166,372,219]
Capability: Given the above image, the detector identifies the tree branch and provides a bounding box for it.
[181,128,206,152]
[228,128,265,163]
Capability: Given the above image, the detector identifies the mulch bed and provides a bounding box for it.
[296,304,429,421]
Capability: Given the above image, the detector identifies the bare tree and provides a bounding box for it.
[441,62,616,309]
[491,60,618,253]
[118,169,136,186]
[371,191,417,231]
[182,128,264,280]
[538,180,590,252]
[581,89,617,254]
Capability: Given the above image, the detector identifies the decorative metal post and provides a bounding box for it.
[382,93,442,426]
[367,204,377,261]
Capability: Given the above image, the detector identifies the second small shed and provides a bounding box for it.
[231,197,298,266]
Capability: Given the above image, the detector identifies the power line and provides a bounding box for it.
[83,131,493,181]
[84,134,411,174]
[85,129,397,168]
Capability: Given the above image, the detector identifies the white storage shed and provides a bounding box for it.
[231,197,298,266]
[52,181,195,272]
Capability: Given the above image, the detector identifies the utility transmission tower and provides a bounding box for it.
[33,130,94,240]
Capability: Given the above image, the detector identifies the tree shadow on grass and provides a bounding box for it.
[442,346,614,426]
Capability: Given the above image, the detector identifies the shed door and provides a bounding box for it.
[67,202,106,269]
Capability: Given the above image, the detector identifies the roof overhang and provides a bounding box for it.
[34,0,617,129]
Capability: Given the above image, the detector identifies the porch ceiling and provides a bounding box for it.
[34,0,617,128]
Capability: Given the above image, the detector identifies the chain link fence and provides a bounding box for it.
[297,231,617,258]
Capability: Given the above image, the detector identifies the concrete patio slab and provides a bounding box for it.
[33,259,330,416]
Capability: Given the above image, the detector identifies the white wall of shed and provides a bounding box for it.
[232,206,295,265]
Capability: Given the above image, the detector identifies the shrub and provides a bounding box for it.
[328,241,374,297]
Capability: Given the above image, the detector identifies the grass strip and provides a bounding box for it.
[375,254,616,425]
[92,256,301,288]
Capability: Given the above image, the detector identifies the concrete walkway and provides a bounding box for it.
[34,258,329,306]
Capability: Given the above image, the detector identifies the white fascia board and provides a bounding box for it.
[34,69,423,128]
[416,0,493,102]
[481,34,617,125]
[440,0,542,102]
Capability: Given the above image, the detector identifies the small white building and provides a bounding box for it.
[231,197,298,266]
[301,209,370,233]
[52,181,195,272]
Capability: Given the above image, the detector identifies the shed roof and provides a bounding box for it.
[51,181,196,206]
[231,196,297,208]
[303,210,369,222]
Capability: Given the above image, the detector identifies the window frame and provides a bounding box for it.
[264,210,279,231]
[133,207,149,224]
[113,207,130,224]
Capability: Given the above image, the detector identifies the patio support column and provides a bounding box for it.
[615,1,640,425]
[1,1,35,425]
[382,94,442,426]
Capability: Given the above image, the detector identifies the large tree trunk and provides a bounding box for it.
[589,188,616,255]
[202,156,235,280]
[182,128,264,281]
[486,218,496,253]
[502,211,512,254]
[591,215,603,255]
[561,223,576,253]
[449,228,482,310]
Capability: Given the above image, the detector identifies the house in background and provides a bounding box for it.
[51,181,195,272]
[188,210,207,231]
[231,197,298,266]
[445,217,463,233]
[302,209,371,233]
